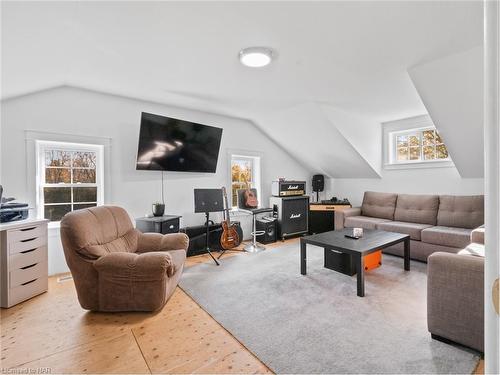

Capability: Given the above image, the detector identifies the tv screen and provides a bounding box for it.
[136,112,223,173]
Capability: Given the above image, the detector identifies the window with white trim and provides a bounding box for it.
[230,155,261,208]
[383,115,453,169]
[36,141,104,222]
[392,128,450,163]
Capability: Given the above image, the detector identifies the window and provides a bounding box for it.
[394,128,449,162]
[230,155,261,207]
[383,115,453,169]
[37,141,104,222]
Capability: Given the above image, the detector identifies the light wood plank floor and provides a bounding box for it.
[1,238,484,374]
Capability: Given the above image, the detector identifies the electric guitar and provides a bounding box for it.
[220,186,241,249]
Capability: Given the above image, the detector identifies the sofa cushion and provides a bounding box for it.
[394,194,439,225]
[471,225,485,244]
[437,195,484,229]
[361,191,398,220]
[344,216,391,230]
[421,226,472,248]
[377,221,433,241]
[458,242,485,257]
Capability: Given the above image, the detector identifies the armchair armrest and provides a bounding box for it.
[471,225,485,244]
[334,207,361,230]
[94,251,174,278]
[427,252,484,352]
[137,232,189,254]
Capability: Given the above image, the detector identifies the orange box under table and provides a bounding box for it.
[364,250,382,271]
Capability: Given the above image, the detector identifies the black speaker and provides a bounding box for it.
[256,217,277,244]
[269,196,309,240]
[312,174,325,192]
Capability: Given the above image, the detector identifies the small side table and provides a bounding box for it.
[136,215,181,235]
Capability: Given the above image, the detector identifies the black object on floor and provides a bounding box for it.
[324,248,356,276]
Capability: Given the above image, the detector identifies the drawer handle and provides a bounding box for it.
[20,238,37,243]
[21,279,37,286]
[20,248,37,254]
[20,263,38,270]
[169,225,174,229]
[20,227,37,232]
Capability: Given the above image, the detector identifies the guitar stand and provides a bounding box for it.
[216,209,244,260]
[217,247,244,260]
[203,212,220,266]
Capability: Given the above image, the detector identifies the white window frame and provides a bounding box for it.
[228,153,262,209]
[383,115,455,170]
[36,140,104,224]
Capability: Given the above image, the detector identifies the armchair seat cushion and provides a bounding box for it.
[344,216,391,230]
[421,226,472,248]
[377,221,433,241]
[137,232,189,254]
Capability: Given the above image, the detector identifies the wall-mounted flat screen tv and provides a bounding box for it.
[136,112,223,173]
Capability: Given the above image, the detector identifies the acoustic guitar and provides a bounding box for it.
[220,186,241,250]
[243,178,258,208]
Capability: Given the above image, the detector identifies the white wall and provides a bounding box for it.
[321,105,382,176]
[408,46,483,178]
[329,167,484,207]
[1,86,311,274]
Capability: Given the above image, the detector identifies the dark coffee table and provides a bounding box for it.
[300,229,410,297]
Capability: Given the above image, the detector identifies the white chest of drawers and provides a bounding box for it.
[0,219,49,308]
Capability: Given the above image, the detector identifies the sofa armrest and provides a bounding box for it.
[427,252,484,352]
[334,207,361,230]
[137,232,189,254]
[94,251,174,278]
[471,225,485,245]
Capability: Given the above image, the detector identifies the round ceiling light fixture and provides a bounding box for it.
[239,47,274,68]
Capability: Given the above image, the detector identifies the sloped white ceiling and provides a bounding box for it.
[1,1,484,178]
[408,46,484,178]
[259,103,381,178]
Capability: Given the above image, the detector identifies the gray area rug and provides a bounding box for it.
[179,243,480,374]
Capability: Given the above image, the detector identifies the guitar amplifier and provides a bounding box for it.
[271,180,306,197]
[270,196,309,240]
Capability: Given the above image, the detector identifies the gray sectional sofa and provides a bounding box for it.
[427,226,484,352]
[335,191,484,262]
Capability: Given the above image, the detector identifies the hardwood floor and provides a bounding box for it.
[0,240,289,374]
[1,237,484,374]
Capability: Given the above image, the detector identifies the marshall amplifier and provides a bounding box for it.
[270,196,309,240]
[271,180,306,197]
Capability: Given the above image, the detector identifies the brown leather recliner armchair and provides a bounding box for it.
[60,206,188,312]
